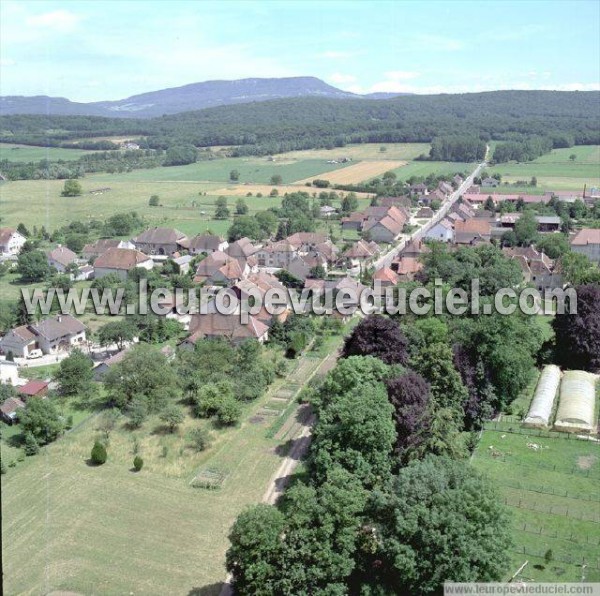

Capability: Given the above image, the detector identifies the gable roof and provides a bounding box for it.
[94,247,152,270]
[47,245,78,267]
[571,228,600,246]
[187,313,269,342]
[32,314,86,341]
[189,234,226,252]
[135,227,188,245]
[373,267,399,285]
[0,227,22,245]
[82,239,123,257]
[18,379,49,396]
[0,397,25,417]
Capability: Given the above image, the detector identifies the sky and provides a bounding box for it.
[1,0,599,102]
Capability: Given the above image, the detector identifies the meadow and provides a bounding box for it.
[488,145,600,192]
[0,332,347,595]
[0,142,99,163]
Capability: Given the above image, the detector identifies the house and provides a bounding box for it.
[0,228,26,255]
[18,379,49,400]
[188,234,228,255]
[438,181,454,196]
[193,251,247,285]
[481,177,499,188]
[74,264,94,281]
[392,256,423,281]
[372,267,399,288]
[256,239,297,268]
[424,219,454,242]
[0,314,87,357]
[183,312,269,345]
[410,183,428,195]
[134,227,189,256]
[341,211,366,232]
[0,397,25,424]
[226,237,260,261]
[93,247,153,280]
[363,215,404,243]
[453,174,464,187]
[82,239,135,261]
[379,196,412,209]
[503,247,563,291]
[416,207,434,219]
[93,348,131,381]
[536,216,562,233]
[173,254,193,274]
[454,219,492,245]
[286,232,328,250]
[47,245,78,273]
[320,205,337,218]
[571,228,600,263]
[342,240,378,269]
[400,240,430,259]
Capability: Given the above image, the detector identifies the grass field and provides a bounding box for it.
[273,142,431,162]
[389,160,475,181]
[0,143,99,163]
[1,332,347,595]
[488,146,600,192]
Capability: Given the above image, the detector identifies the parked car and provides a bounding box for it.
[27,349,43,359]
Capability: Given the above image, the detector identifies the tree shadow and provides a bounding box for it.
[187,583,226,596]
[6,432,25,448]
[151,424,178,436]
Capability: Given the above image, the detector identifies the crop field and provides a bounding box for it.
[274,142,431,161]
[211,183,373,199]
[0,142,99,162]
[488,146,600,192]
[472,423,600,582]
[295,160,407,185]
[388,160,475,181]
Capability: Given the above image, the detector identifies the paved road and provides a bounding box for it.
[373,156,488,270]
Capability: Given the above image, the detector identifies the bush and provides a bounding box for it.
[90,441,107,465]
[148,194,159,207]
[133,456,144,471]
[215,398,242,426]
[23,431,40,456]
[189,428,211,452]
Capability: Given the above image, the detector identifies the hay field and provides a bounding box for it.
[0,142,99,162]
[212,183,374,198]
[274,142,431,161]
[294,160,406,185]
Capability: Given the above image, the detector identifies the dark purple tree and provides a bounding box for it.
[386,372,431,461]
[341,315,409,365]
[553,284,600,372]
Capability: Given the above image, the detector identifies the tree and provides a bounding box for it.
[514,209,538,246]
[386,372,431,460]
[90,441,107,465]
[23,431,40,456]
[229,169,240,181]
[342,315,409,365]
[148,194,159,207]
[126,398,148,428]
[97,319,137,350]
[159,403,185,432]
[228,215,262,242]
[104,344,179,412]
[255,210,279,238]
[17,250,51,281]
[569,153,577,161]
[270,174,283,185]
[20,398,64,444]
[484,196,495,212]
[341,193,359,214]
[308,264,326,279]
[61,179,82,197]
[215,397,242,426]
[362,456,511,594]
[164,144,197,166]
[553,284,600,371]
[235,198,249,215]
[54,348,94,396]
[559,252,600,286]
[17,222,30,237]
[535,234,570,259]
[133,456,144,471]
[214,196,230,219]
[188,427,211,452]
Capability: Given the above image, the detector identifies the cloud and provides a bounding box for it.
[384,71,420,81]
[0,58,16,67]
[26,9,82,32]
[329,73,357,84]
[409,34,465,52]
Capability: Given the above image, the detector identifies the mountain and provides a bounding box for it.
[0,77,406,118]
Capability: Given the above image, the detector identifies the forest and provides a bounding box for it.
[1,90,598,157]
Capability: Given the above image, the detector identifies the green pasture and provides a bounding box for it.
[390,160,475,181]
[0,143,99,163]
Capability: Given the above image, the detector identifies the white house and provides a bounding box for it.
[424,218,454,242]
[0,228,26,256]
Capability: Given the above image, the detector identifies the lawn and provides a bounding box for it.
[0,143,100,163]
[472,424,600,582]
[1,333,347,595]
[488,145,600,192]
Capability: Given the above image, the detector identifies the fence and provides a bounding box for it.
[501,479,600,503]
[503,496,600,524]
[484,421,600,443]
[510,545,600,570]
[516,522,600,546]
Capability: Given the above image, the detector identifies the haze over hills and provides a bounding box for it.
[0,76,402,118]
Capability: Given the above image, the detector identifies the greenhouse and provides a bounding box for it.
[523,365,561,428]
[554,370,598,434]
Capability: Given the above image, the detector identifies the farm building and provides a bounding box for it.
[523,365,561,428]
[554,370,598,434]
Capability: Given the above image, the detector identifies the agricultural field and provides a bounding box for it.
[273,142,431,162]
[472,417,600,582]
[294,160,406,185]
[388,160,475,181]
[0,142,99,162]
[488,145,600,192]
[0,334,346,595]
